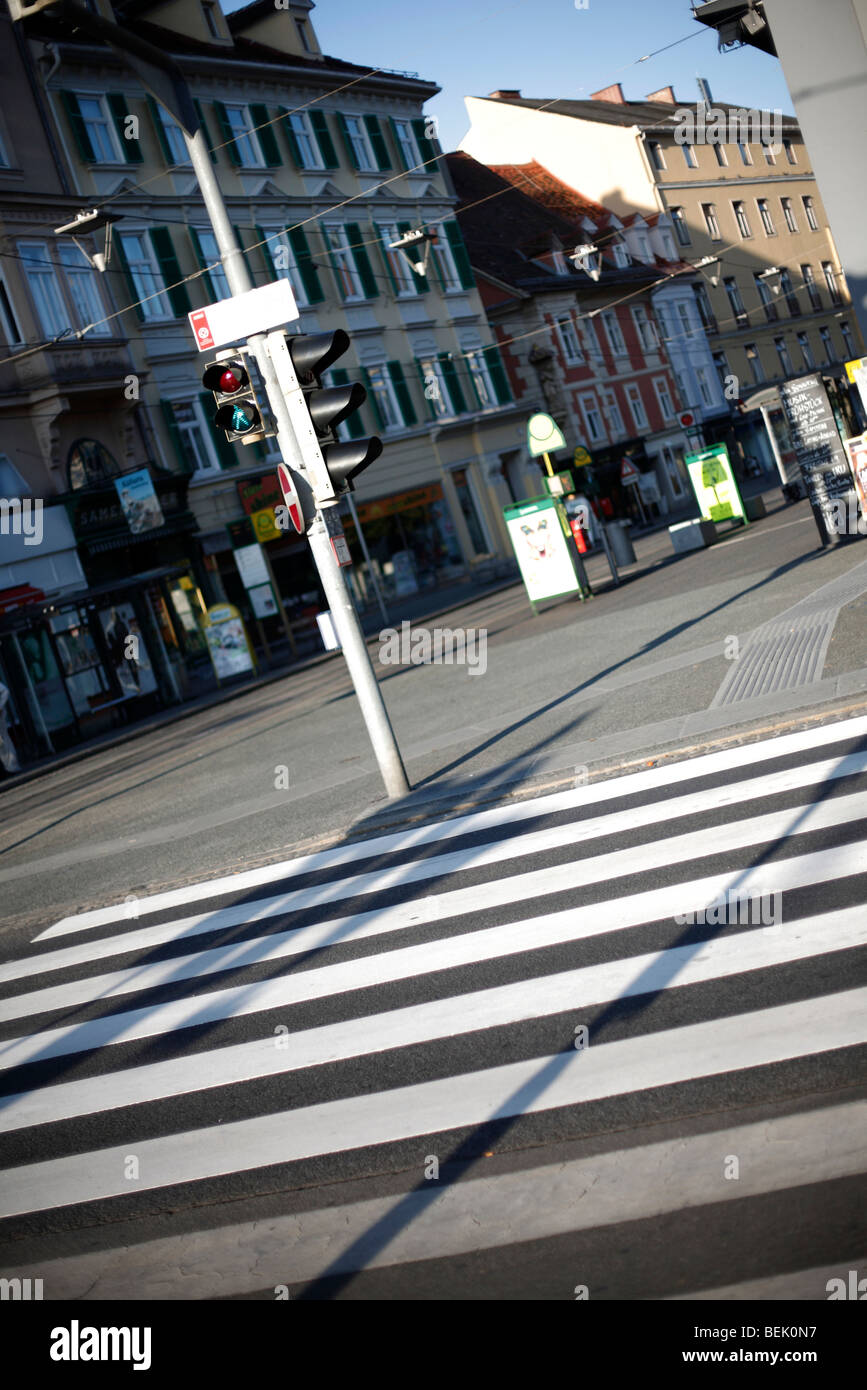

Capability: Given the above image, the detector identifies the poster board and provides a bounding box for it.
[504,496,583,602]
[685,444,747,524]
[203,603,255,679]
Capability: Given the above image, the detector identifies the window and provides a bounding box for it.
[634,233,653,263]
[632,305,658,352]
[761,139,776,165]
[550,247,569,276]
[648,142,666,171]
[0,269,23,344]
[803,196,818,231]
[702,203,721,240]
[693,282,717,333]
[757,199,776,236]
[745,343,764,383]
[682,143,697,168]
[797,332,815,369]
[724,276,747,327]
[57,242,110,335]
[819,326,834,363]
[341,114,375,171]
[732,200,752,238]
[841,321,856,358]
[579,394,604,443]
[465,348,497,407]
[781,197,797,233]
[676,301,697,343]
[76,94,121,162]
[695,366,715,407]
[774,336,793,376]
[221,105,264,167]
[258,227,309,307]
[611,241,630,268]
[155,107,190,165]
[822,261,841,305]
[754,273,778,322]
[557,314,583,363]
[654,377,675,420]
[783,138,797,164]
[18,241,70,337]
[779,269,801,317]
[379,223,418,296]
[801,264,822,311]
[322,224,364,300]
[171,399,219,474]
[417,357,452,418]
[604,391,625,436]
[602,310,627,356]
[286,112,325,170]
[392,118,419,169]
[737,141,753,165]
[202,2,220,37]
[670,206,691,247]
[116,231,173,320]
[431,222,474,292]
[365,362,402,429]
[713,144,728,167]
[712,350,730,393]
[626,384,648,430]
[191,227,229,300]
[295,17,313,51]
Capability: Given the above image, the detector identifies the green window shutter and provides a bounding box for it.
[444,220,475,290]
[199,391,239,469]
[439,352,467,414]
[388,360,416,426]
[59,91,95,163]
[389,118,408,171]
[188,227,216,300]
[146,94,173,164]
[412,116,439,167]
[149,226,191,317]
[361,368,385,431]
[336,112,360,170]
[332,367,365,439]
[279,107,303,168]
[309,110,338,168]
[106,92,143,163]
[160,400,189,470]
[484,343,512,404]
[256,225,278,280]
[249,103,281,167]
[346,221,378,299]
[111,233,144,322]
[287,225,324,303]
[213,101,241,166]
[397,220,428,294]
[415,359,439,421]
[193,99,218,163]
[364,115,391,171]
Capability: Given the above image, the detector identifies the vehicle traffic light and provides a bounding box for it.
[202,355,268,444]
[279,330,382,499]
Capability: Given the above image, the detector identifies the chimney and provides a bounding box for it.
[646,86,677,105]
[590,83,626,104]
[489,89,522,100]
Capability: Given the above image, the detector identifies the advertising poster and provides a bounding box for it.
[114,469,164,535]
[99,603,158,696]
[843,434,867,524]
[685,445,747,524]
[779,374,857,545]
[203,604,255,679]
[504,497,581,602]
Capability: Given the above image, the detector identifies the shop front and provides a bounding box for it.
[342,482,466,603]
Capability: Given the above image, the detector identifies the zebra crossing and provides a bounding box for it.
[0,713,866,1299]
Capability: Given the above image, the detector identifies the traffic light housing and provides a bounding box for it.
[285,331,383,497]
[202,355,268,445]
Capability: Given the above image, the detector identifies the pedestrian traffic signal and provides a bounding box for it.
[286,330,383,497]
[202,356,267,444]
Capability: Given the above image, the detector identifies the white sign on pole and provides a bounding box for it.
[189,279,299,352]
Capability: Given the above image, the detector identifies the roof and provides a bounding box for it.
[487,161,610,228]
[478,93,798,132]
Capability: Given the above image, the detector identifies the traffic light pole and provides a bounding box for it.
[184,129,410,800]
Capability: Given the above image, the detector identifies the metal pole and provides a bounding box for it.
[184,130,409,799]
[346,491,389,627]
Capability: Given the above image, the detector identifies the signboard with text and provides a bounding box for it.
[685,444,747,525]
[779,374,858,546]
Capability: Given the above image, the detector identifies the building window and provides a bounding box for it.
[693,282,717,333]
[695,365,715,407]
[259,227,309,307]
[202,2,221,38]
[75,94,121,163]
[779,269,801,317]
[702,203,721,240]
[611,241,630,268]
[602,310,627,356]
[379,223,417,296]
[796,332,815,369]
[172,398,219,474]
[745,343,764,383]
[295,17,313,51]
[432,228,462,291]
[781,197,797,233]
[57,242,110,335]
[191,227,229,300]
[116,231,174,320]
[670,206,691,247]
[631,305,658,352]
[365,362,401,429]
[819,326,834,363]
[755,273,778,322]
[626,384,648,430]
[801,264,821,311]
[732,200,752,238]
[654,377,675,420]
[465,348,497,407]
[323,224,364,300]
[712,350,730,393]
[156,108,191,165]
[18,241,71,337]
[713,143,728,167]
[222,105,264,167]
[840,321,856,357]
[417,357,452,418]
[287,112,325,170]
[557,314,583,363]
[392,118,419,169]
[675,301,697,344]
[737,141,753,166]
[648,141,666,171]
[774,336,793,376]
[604,391,625,436]
[757,199,776,236]
[783,138,797,164]
[761,139,776,165]
[342,114,375,170]
[0,269,23,344]
[724,276,748,327]
[579,393,604,442]
[822,261,842,306]
[803,196,818,231]
[682,143,697,168]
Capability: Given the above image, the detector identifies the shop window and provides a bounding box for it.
[451,467,489,556]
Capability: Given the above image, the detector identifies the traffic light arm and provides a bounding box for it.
[266,330,337,505]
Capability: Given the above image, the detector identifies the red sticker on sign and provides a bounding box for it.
[189,309,215,351]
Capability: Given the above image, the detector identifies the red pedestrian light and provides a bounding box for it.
[219,368,242,393]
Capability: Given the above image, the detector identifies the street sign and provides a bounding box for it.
[276,463,304,535]
[620,457,641,486]
[573,445,592,467]
[188,279,299,353]
[678,410,696,428]
[322,506,353,567]
[685,444,747,524]
[527,412,566,457]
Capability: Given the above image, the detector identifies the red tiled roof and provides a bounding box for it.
[487,161,611,228]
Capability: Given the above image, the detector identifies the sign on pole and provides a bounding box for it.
[188,279,299,352]
[685,444,747,524]
[504,495,590,606]
[620,457,641,487]
[527,413,566,457]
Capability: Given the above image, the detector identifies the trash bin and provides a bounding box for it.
[606,520,636,566]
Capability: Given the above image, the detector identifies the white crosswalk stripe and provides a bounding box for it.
[1,713,865,1298]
